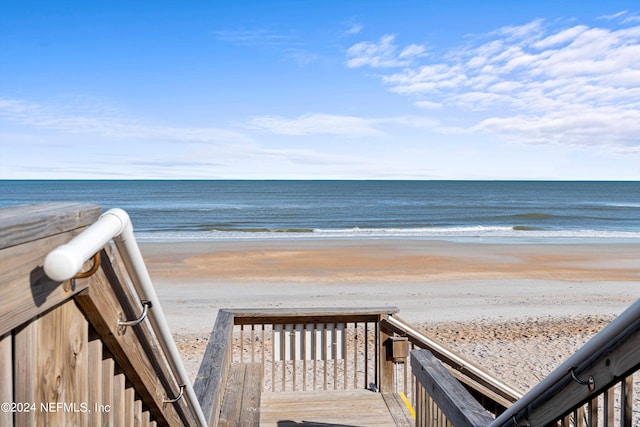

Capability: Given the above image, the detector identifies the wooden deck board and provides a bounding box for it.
[260,390,399,427]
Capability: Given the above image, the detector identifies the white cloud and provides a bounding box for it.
[346,34,426,68]
[249,113,384,137]
[248,113,442,137]
[348,18,640,151]
[0,98,250,143]
[414,100,443,109]
[345,23,363,35]
[598,10,628,21]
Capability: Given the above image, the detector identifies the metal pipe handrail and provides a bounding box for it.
[385,315,524,401]
[490,297,640,427]
[44,208,207,427]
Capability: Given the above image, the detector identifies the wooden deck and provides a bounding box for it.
[260,389,405,427]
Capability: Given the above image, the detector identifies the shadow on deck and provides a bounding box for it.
[261,389,402,427]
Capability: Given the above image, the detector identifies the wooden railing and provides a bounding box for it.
[380,315,523,420]
[193,307,399,425]
[411,350,495,427]
[404,301,640,427]
[193,307,526,427]
[490,298,640,427]
[0,204,201,426]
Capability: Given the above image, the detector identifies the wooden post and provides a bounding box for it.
[379,318,394,393]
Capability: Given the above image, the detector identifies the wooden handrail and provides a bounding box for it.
[383,315,522,412]
[491,298,640,427]
[412,349,494,427]
[194,310,234,427]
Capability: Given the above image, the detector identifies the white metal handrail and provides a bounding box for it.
[44,208,207,427]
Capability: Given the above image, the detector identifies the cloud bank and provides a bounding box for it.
[346,17,640,151]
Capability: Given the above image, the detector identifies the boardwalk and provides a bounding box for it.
[260,390,400,427]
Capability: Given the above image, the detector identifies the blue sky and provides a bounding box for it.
[1,1,639,179]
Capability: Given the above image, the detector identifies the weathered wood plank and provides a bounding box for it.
[380,325,394,393]
[0,230,92,336]
[241,363,262,427]
[134,399,142,427]
[229,307,397,326]
[194,309,234,427]
[621,376,633,427]
[30,299,89,426]
[113,372,126,427]
[87,335,103,427]
[411,350,494,427]
[218,364,246,427]
[0,203,101,249]
[101,356,115,427]
[125,387,135,427]
[382,393,414,427]
[141,410,151,426]
[229,306,398,317]
[0,332,13,427]
[260,390,397,427]
[14,318,38,427]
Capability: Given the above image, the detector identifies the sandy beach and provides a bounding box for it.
[141,239,639,394]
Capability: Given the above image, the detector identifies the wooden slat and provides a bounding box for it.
[193,309,234,427]
[382,393,414,427]
[353,322,358,390]
[218,363,262,427]
[134,399,142,427]
[333,323,337,390]
[0,332,13,427]
[19,300,89,426]
[603,387,614,427]
[621,376,633,427]
[587,397,598,427]
[411,350,494,427]
[141,410,151,426]
[260,389,398,427]
[113,372,126,427]
[302,324,307,391]
[219,364,246,426]
[0,203,101,249]
[364,322,369,390]
[88,335,103,427]
[102,356,115,427]
[125,387,135,427]
[241,363,262,426]
[14,319,38,427]
[229,307,398,326]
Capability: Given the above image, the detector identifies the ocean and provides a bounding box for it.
[1,180,639,242]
